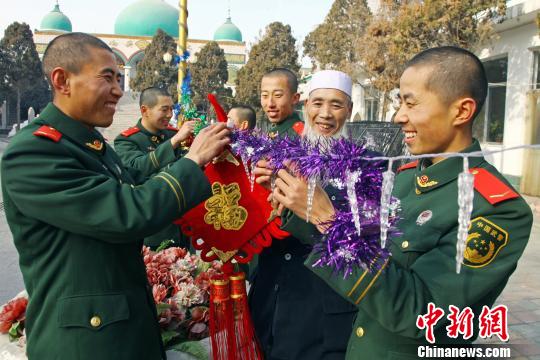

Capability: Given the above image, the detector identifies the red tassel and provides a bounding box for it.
[209,275,236,360]
[230,272,263,360]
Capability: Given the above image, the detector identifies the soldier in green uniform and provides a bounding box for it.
[114,87,195,249]
[250,69,357,359]
[271,47,533,359]
[1,32,230,360]
[260,68,304,138]
[227,104,257,130]
[114,87,194,177]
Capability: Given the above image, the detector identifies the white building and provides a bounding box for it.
[477,0,540,195]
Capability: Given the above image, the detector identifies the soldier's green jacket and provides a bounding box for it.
[301,140,533,359]
[266,111,303,138]
[1,103,211,360]
[114,119,185,177]
[114,119,188,248]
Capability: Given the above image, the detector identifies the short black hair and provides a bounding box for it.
[405,46,488,120]
[262,68,298,93]
[231,105,256,129]
[42,32,112,88]
[140,87,171,108]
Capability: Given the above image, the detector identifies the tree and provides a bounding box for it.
[303,0,371,72]
[0,47,12,95]
[130,29,178,99]
[357,0,506,95]
[235,22,300,111]
[0,22,50,126]
[190,41,232,111]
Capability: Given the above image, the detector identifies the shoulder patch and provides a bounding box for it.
[33,126,62,142]
[470,168,519,205]
[166,125,178,132]
[397,161,418,173]
[463,216,508,268]
[292,121,304,136]
[121,127,140,137]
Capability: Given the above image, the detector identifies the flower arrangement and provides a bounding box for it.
[142,243,222,351]
[0,293,28,344]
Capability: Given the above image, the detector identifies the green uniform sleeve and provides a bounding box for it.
[281,209,321,245]
[2,139,210,244]
[305,201,532,339]
[114,136,178,177]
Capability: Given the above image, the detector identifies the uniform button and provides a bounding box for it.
[284,253,292,261]
[356,326,365,337]
[401,241,409,249]
[90,315,102,328]
[331,196,336,201]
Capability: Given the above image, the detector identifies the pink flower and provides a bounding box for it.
[172,283,205,308]
[152,284,168,303]
[0,297,28,334]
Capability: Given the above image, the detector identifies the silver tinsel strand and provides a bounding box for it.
[380,160,395,248]
[456,156,475,274]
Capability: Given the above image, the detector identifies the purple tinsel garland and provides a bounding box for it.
[230,130,400,277]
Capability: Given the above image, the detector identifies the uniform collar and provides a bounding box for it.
[414,139,485,194]
[40,103,106,155]
[268,112,300,133]
[136,118,166,143]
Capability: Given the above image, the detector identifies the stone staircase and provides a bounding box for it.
[100,91,140,146]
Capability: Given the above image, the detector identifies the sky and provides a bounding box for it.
[0,0,335,65]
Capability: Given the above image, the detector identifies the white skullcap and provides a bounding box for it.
[308,70,352,97]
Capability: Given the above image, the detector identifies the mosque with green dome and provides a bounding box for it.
[34,0,247,92]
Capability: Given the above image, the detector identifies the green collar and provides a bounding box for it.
[39,103,106,155]
[136,119,167,143]
[414,139,485,194]
[268,112,301,134]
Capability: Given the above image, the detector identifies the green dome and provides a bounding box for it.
[40,4,72,32]
[115,0,179,37]
[213,17,242,42]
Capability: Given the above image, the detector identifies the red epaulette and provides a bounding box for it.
[292,121,304,136]
[33,125,62,142]
[120,127,140,137]
[397,161,418,173]
[166,125,178,132]
[470,168,519,205]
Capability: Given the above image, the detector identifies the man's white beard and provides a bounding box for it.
[301,108,348,144]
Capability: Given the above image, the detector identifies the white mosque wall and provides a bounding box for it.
[477,3,540,185]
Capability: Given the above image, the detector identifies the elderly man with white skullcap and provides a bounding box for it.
[249,70,356,360]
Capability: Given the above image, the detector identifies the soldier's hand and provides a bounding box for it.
[185,123,230,166]
[171,120,196,148]
[254,159,273,190]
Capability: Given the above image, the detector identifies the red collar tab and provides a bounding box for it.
[120,127,140,137]
[292,122,304,136]
[397,161,418,173]
[33,125,62,142]
[470,168,519,205]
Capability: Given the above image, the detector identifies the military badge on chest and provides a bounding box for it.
[463,217,508,268]
[416,210,433,226]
